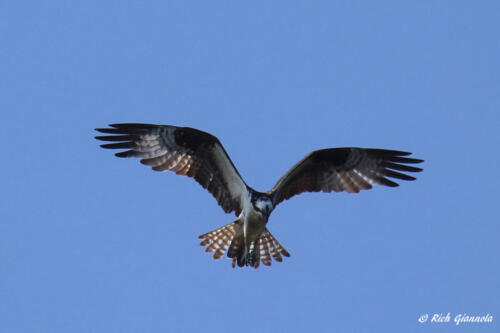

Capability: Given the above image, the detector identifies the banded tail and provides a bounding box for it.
[198,221,290,268]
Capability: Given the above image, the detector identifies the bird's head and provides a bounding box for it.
[252,195,274,218]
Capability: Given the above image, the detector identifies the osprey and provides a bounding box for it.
[95,123,423,268]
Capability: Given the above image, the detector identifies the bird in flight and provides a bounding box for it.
[95,123,423,268]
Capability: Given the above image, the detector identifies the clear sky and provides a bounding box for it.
[1,1,499,332]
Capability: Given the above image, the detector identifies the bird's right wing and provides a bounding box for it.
[95,123,248,215]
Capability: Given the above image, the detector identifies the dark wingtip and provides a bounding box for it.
[94,127,126,134]
[389,156,424,164]
[99,142,135,149]
[367,149,412,156]
[392,150,412,156]
[404,166,423,172]
[383,169,417,181]
[95,124,160,136]
[379,177,400,187]
[115,151,134,158]
[109,123,159,129]
[402,157,424,164]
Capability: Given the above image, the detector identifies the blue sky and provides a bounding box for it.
[1,1,499,332]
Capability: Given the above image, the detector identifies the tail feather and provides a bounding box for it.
[198,220,238,260]
[199,223,290,268]
[259,229,290,266]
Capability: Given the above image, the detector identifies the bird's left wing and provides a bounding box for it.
[95,123,248,215]
[268,148,423,207]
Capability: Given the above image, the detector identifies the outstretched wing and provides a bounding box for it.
[268,148,423,206]
[95,123,248,215]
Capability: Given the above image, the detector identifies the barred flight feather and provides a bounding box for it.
[198,223,290,268]
[198,221,237,260]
